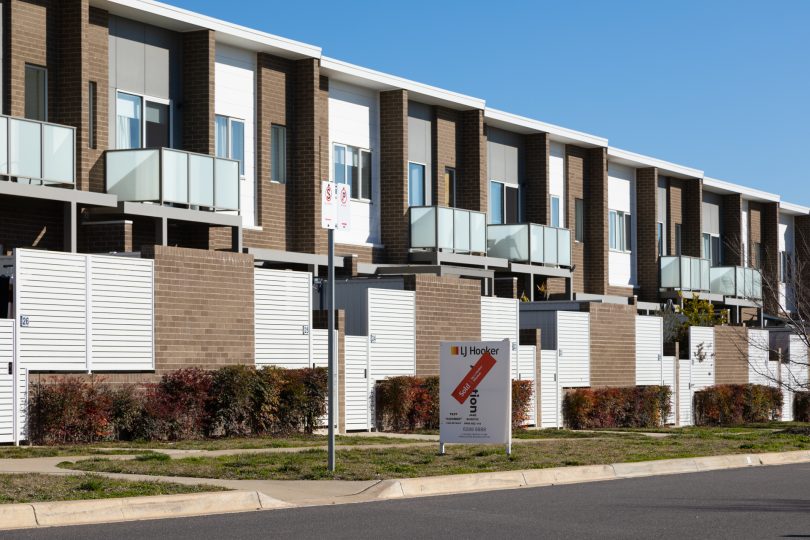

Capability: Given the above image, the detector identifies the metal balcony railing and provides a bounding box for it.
[660,255,711,292]
[487,223,572,267]
[710,266,763,300]
[105,148,240,212]
[0,115,75,186]
[409,206,487,254]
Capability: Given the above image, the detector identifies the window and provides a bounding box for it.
[609,210,631,252]
[25,65,47,122]
[550,196,561,228]
[408,162,425,206]
[575,198,584,242]
[334,144,371,200]
[753,242,763,269]
[489,181,520,225]
[445,168,456,207]
[215,115,245,176]
[675,224,682,256]
[657,222,665,256]
[271,125,287,183]
[116,91,171,150]
[703,232,722,266]
[88,82,97,149]
[781,251,789,283]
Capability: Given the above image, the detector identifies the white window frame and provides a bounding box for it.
[609,210,632,253]
[333,143,372,202]
[216,114,246,179]
[703,232,721,266]
[550,195,561,228]
[115,90,172,150]
[489,180,521,225]
[445,167,457,208]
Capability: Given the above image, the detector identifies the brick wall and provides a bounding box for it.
[143,245,254,373]
[78,220,131,253]
[667,178,683,255]
[182,29,215,155]
[682,179,703,257]
[4,0,49,117]
[796,215,810,294]
[433,107,458,207]
[405,274,481,377]
[565,145,585,293]
[761,202,780,314]
[722,194,743,266]
[584,147,609,295]
[459,109,486,212]
[584,303,636,387]
[714,326,749,385]
[748,201,762,266]
[379,90,409,263]
[636,167,658,302]
[335,243,384,265]
[525,133,550,225]
[0,195,64,253]
[87,6,109,193]
[494,277,519,299]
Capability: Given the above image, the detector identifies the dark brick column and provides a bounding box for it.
[525,132,550,225]
[796,215,810,298]
[565,145,586,293]
[722,193,744,266]
[636,167,659,302]
[432,107,458,207]
[666,178,682,255]
[379,90,409,263]
[584,146,608,295]
[182,30,215,155]
[748,202,762,266]
[681,179,703,258]
[458,109,487,213]
[761,202,780,315]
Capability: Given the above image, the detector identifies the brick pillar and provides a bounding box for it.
[458,109,487,212]
[666,178,682,256]
[796,215,810,297]
[432,107,458,207]
[722,193,744,266]
[525,133,550,225]
[87,7,109,193]
[565,145,585,293]
[681,179,703,258]
[636,167,659,302]
[584,303,636,387]
[79,220,132,253]
[584,146,608,295]
[182,30,215,155]
[715,326,749,384]
[4,0,49,117]
[761,202,780,315]
[379,90,409,263]
[494,277,519,299]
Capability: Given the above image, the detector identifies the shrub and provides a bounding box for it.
[29,377,114,444]
[277,367,328,434]
[694,384,782,425]
[107,385,146,441]
[512,380,534,429]
[795,392,810,422]
[562,386,672,429]
[140,368,213,440]
[206,365,259,438]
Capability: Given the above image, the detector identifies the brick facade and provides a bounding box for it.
[565,145,586,293]
[714,325,749,385]
[584,147,609,295]
[748,201,762,266]
[0,195,65,253]
[379,90,409,263]
[525,133,550,225]
[142,245,254,373]
[584,302,636,387]
[432,107,458,207]
[78,220,131,253]
[182,30,216,155]
[761,202,780,315]
[87,6,109,193]
[458,109,487,213]
[681,179,703,258]
[796,215,810,295]
[722,193,744,266]
[494,277,519,299]
[636,167,658,302]
[405,274,481,377]
[666,178,683,255]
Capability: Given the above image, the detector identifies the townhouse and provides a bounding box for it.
[0,0,808,435]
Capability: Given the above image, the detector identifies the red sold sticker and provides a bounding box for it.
[451,352,497,404]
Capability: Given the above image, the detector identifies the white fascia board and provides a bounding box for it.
[780,201,810,216]
[320,57,485,110]
[703,177,780,203]
[95,0,321,59]
[483,108,608,148]
[607,147,703,179]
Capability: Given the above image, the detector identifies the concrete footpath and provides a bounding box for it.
[1,449,810,531]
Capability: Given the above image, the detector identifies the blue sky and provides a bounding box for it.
[174,0,809,205]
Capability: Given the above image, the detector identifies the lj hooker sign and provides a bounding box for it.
[439,340,512,454]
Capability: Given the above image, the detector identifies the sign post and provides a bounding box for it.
[321,181,350,472]
[439,340,512,455]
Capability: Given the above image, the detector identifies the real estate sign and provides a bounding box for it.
[440,340,512,453]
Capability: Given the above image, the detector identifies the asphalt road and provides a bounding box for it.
[6,463,810,539]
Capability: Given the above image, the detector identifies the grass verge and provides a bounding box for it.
[0,473,227,504]
[59,427,810,481]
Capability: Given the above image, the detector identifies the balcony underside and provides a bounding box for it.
[409,249,508,269]
[659,289,759,308]
[360,262,495,280]
[89,201,241,228]
[0,179,116,207]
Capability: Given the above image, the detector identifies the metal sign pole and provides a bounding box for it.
[327,226,336,472]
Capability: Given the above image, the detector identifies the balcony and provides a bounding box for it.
[105,148,240,212]
[0,115,75,186]
[710,266,762,300]
[487,223,572,267]
[660,255,710,292]
[409,206,487,254]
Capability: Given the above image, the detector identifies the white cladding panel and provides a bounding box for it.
[662,356,676,424]
[0,320,13,443]
[540,349,560,428]
[16,368,27,440]
[690,326,715,390]
[215,43,256,227]
[345,335,370,431]
[517,345,537,426]
[678,358,692,426]
[608,162,636,288]
[741,200,749,266]
[330,81,381,247]
[310,329,338,369]
[254,269,312,369]
[549,141,566,225]
[89,255,154,371]
[779,214,796,312]
[748,329,773,386]
[16,250,87,371]
[557,311,589,387]
[635,316,663,385]
[481,297,519,377]
[368,289,415,379]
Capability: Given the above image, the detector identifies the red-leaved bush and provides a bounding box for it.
[693,384,782,425]
[562,386,672,429]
